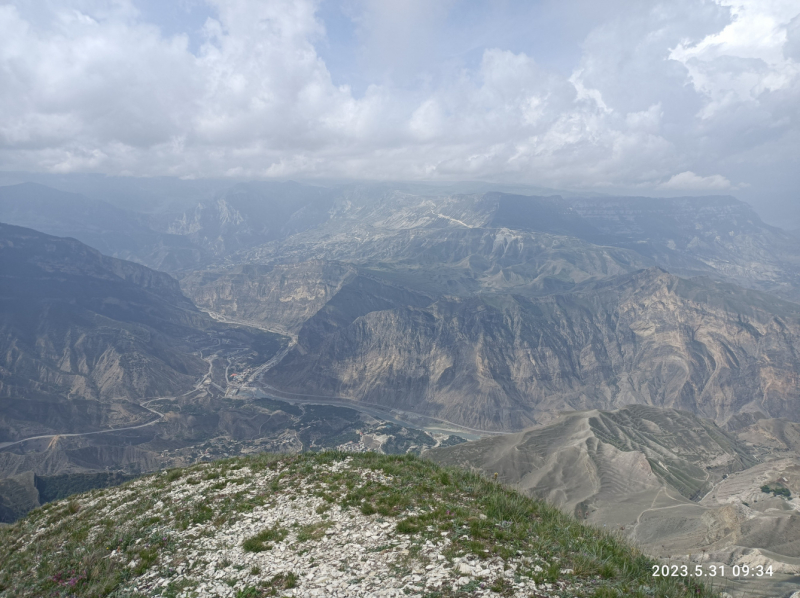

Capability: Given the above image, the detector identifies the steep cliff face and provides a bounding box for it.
[180,261,358,334]
[185,228,650,341]
[266,268,800,431]
[0,224,209,441]
[182,190,800,434]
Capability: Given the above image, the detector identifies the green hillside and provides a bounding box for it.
[0,452,716,597]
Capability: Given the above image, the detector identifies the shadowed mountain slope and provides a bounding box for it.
[0,223,219,441]
[0,471,38,524]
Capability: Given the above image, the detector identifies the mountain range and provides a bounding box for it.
[5,180,800,436]
[263,267,800,430]
[3,178,800,596]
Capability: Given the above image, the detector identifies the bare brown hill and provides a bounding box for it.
[427,405,754,514]
[427,406,800,597]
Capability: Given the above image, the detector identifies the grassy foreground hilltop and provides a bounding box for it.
[0,452,716,598]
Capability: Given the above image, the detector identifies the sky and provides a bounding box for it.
[0,0,798,221]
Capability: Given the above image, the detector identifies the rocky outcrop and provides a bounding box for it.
[181,261,358,334]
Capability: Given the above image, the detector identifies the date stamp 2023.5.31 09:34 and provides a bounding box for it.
[652,564,773,579]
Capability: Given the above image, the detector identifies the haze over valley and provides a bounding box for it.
[2,178,800,596]
[2,1,800,597]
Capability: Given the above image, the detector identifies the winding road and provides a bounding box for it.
[0,402,167,452]
[0,344,237,453]
[1,315,497,452]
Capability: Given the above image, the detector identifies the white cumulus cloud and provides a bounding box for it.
[659,171,735,190]
[0,0,797,206]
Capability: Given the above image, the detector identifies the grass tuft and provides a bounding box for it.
[296,521,333,542]
[166,469,182,482]
[242,523,288,553]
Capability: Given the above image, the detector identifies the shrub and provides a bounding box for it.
[761,484,791,498]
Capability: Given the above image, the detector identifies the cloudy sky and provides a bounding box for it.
[0,0,798,219]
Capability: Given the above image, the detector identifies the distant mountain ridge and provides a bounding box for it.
[0,183,209,271]
[238,190,800,301]
[5,181,800,301]
[159,181,337,258]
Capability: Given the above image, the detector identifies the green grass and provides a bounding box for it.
[236,572,298,597]
[165,469,183,482]
[0,451,719,598]
[295,521,333,542]
[242,523,288,552]
[176,502,214,530]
